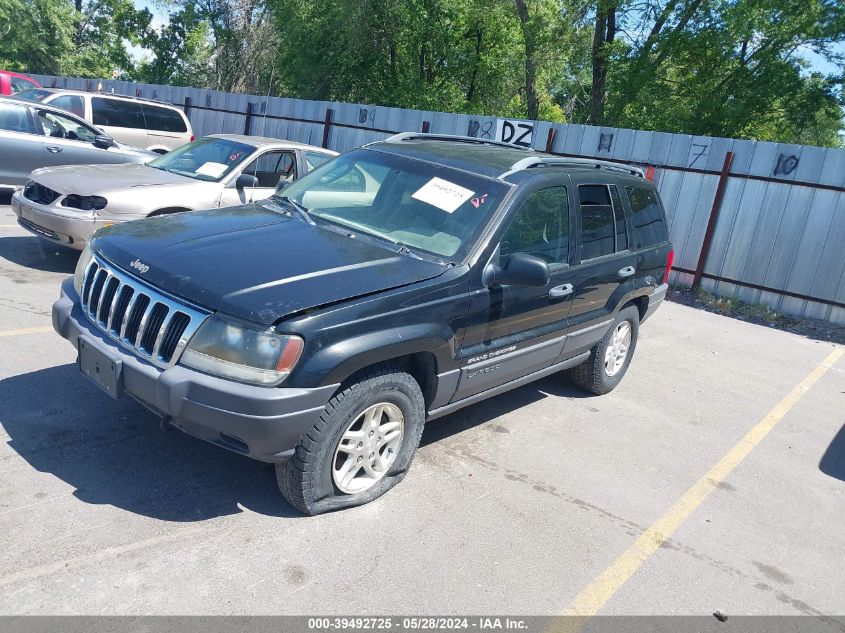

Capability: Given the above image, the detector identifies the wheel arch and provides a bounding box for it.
[148,206,191,217]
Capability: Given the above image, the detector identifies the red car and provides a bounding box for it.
[0,70,41,96]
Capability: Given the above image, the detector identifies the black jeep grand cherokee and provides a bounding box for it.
[53,133,673,514]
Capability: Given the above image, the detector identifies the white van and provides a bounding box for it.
[15,88,194,153]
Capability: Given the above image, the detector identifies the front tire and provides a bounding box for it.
[569,305,640,395]
[276,364,425,515]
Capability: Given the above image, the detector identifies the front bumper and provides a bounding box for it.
[12,190,108,251]
[53,278,338,462]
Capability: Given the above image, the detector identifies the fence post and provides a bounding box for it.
[693,151,734,289]
[321,108,334,149]
[183,96,191,116]
[243,102,254,136]
[545,128,556,153]
[421,120,430,133]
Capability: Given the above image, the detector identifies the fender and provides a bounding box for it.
[297,323,458,387]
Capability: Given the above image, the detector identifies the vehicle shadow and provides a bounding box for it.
[1,364,591,521]
[0,235,78,273]
[819,423,845,482]
[0,363,301,521]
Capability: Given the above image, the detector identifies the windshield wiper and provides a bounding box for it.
[274,195,315,225]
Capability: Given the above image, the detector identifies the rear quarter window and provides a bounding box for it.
[91,97,144,129]
[625,186,668,248]
[141,104,188,133]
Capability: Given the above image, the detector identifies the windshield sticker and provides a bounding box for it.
[229,151,244,162]
[470,193,489,208]
[195,162,228,178]
[412,177,474,213]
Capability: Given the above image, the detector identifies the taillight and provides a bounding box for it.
[645,165,655,181]
[189,135,195,142]
[663,248,674,284]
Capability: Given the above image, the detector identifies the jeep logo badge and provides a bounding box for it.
[130,258,150,274]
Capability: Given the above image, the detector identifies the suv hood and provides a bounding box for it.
[91,204,449,325]
[32,163,192,195]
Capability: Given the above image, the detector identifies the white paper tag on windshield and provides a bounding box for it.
[195,162,228,178]
[412,177,474,213]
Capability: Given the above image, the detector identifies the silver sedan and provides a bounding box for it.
[0,97,155,191]
[11,134,338,250]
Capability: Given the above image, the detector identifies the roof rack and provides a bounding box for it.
[383,132,535,151]
[500,156,644,179]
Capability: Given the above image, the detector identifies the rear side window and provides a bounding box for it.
[0,102,35,134]
[625,186,668,248]
[92,97,144,129]
[304,150,333,172]
[49,95,85,118]
[141,104,187,133]
[578,185,616,260]
[609,185,627,251]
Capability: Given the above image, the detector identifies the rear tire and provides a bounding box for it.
[569,305,640,395]
[276,363,425,515]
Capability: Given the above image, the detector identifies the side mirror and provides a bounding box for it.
[93,134,115,149]
[484,253,550,288]
[235,173,259,189]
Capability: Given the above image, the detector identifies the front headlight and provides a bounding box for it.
[73,243,94,294]
[180,315,304,387]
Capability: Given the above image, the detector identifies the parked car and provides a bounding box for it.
[0,97,154,198]
[13,134,337,250]
[52,133,673,514]
[0,70,40,95]
[13,88,193,153]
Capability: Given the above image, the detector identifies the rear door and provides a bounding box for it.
[562,180,636,354]
[90,96,148,148]
[452,176,576,401]
[0,102,43,185]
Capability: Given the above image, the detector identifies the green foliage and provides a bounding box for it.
[2,0,843,146]
[0,0,151,77]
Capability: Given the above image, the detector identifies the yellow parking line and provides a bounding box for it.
[0,326,54,337]
[561,346,844,617]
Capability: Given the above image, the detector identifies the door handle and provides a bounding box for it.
[549,283,574,299]
[45,146,63,153]
[618,266,636,279]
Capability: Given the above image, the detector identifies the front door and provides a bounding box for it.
[218,150,297,207]
[453,182,576,401]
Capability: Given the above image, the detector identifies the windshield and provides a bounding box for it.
[277,149,510,259]
[148,137,254,182]
[13,88,52,102]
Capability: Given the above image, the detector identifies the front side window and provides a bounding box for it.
[0,102,35,134]
[91,97,144,129]
[578,185,616,260]
[500,186,569,265]
[242,151,296,188]
[141,104,188,133]
[147,137,255,182]
[35,109,98,143]
[49,95,85,118]
[625,186,668,248]
[279,149,510,259]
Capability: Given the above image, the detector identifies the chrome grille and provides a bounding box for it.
[80,255,210,368]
